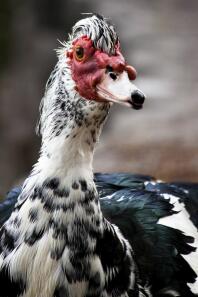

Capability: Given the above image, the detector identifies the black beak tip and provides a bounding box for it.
[130,90,146,110]
[132,104,143,110]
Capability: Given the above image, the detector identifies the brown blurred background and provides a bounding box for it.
[0,0,198,196]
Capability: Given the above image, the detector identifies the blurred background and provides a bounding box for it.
[0,0,198,196]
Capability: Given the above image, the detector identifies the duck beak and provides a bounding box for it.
[96,71,146,109]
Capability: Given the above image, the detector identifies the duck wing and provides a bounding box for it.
[96,173,198,296]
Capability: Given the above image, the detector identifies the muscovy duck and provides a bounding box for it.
[0,14,197,297]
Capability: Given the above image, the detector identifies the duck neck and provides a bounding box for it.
[21,55,110,216]
[37,130,95,185]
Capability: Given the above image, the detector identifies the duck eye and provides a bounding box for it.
[75,46,84,61]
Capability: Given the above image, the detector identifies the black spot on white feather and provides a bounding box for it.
[80,189,96,205]
[0,226,16,252]
[30,186,42,201]
[43,199,55,212]
[49,219,68,240]
[10,215,21,228]
[28,207,39,222]
[61,202,75,212]
[54,187,70,198]
[24,228,44,246]
[43,178,60,190]
[50,245,65,261]
[72,181,79,190]
[79,179,88,192]
[55,129,61,137]
[60,101,66,111]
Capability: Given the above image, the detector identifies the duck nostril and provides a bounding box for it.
[109,72,117,80]
[131,90,145,105]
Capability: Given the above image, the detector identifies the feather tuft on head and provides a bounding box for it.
[70,14,119,55]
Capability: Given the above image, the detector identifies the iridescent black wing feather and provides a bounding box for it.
[95,173,198,296]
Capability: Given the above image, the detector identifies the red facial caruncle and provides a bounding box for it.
[66,36,145,109]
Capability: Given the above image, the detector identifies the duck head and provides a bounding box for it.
[66,14,145,110]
